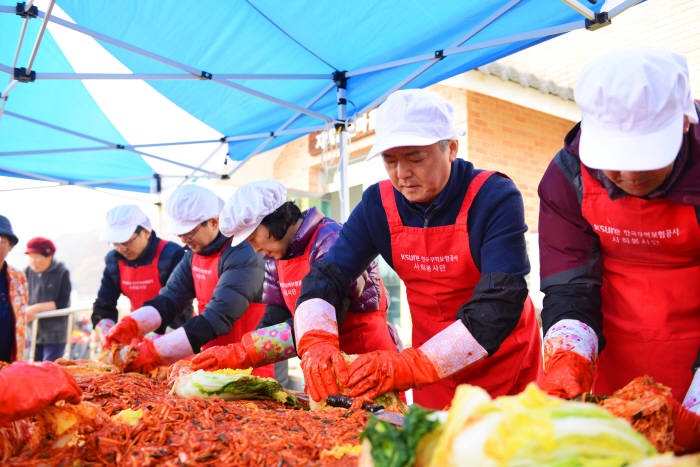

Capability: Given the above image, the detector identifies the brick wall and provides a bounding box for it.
[465,90,574,232]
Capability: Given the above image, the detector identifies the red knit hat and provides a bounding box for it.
[25,237,56,256]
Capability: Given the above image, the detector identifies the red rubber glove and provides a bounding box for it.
[297,330,349,402]
[104,316,141,347]
[124,339,163,374]
[538,349,594,399]
[0,362,82,425]
[670,396,700,454]
[345,348,439,400]
[192,342,252,371]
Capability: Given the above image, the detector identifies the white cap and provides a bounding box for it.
[165,184,224,235]
[366,88,465,160]
[220,179,287,246]
[576,47,698,171]
[102,205,151,243]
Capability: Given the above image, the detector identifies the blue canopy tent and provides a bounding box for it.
[0,0,643,219]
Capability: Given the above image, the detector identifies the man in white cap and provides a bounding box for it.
[288,89,542,409]
[537,48,700,452]
[92,205,188,341]
[104,185,269,376]
[191,180,400,401]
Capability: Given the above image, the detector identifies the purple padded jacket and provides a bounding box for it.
[263,207,385,314]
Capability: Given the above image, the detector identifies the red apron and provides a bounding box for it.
[380,173,542,409]
[192,239,273,378]
[277,223,398,355]
[581,165,700,401]
[118,240,166,311]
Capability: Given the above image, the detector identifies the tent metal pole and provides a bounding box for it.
[347,20,583,79]
[0,166,178,193]
[130,138,225,148]
[11,1,32,64]
[357,0,522,117]
[174,141,226,191]
[0,4,34,15]
[0,183,62,192]
[32,11,332,122]
[9,2,31,72]
[5,110,116,145]
[273,125,327,136]
[0,169,211,195]
[559,0,595,20]
[128,148,222,177]
[40,13,204,76]
[0,164,67,183]
[0,146,111,156]
[32,72,330,80]
[74,175,158,186]
[212,78,332,122]
[336,75,349,222]
[0,80,19,99]
[0,113,326,155]
[0,1,34,122]
[0,96,8,123]
[609,0,644,18]
[24,0,55,74]
[0,79,19,101]
[224,125,327,141]
[82,173,220,187]
[2,110,222,176]
[123,124,327,149]
[227,82,336,177]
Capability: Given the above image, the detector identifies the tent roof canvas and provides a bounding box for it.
[1,0,636,194]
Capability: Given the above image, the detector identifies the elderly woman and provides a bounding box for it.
[192,180,398,401]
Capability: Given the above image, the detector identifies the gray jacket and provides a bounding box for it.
[145,233,265,352]
[25,260,71,344]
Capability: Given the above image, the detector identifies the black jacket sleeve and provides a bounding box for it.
[145,253,196,328]
[538,149,605,349]
[157,241,192,330]
[158,242,186,286]
[258,303,293,329]
[456,273,528,355]
[55,267,71,310]
[182,243,265,352]
[91,251,121,326]
[148,240,265,353]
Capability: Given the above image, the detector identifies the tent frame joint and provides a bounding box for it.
[14,67,36,83]
[15,2,38,18]
[200,70,213,80]
[434,49,445,60]
[150,173,161,194]
[332,70,347,89]
[114,144,125,149]
[585,11,610,31]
